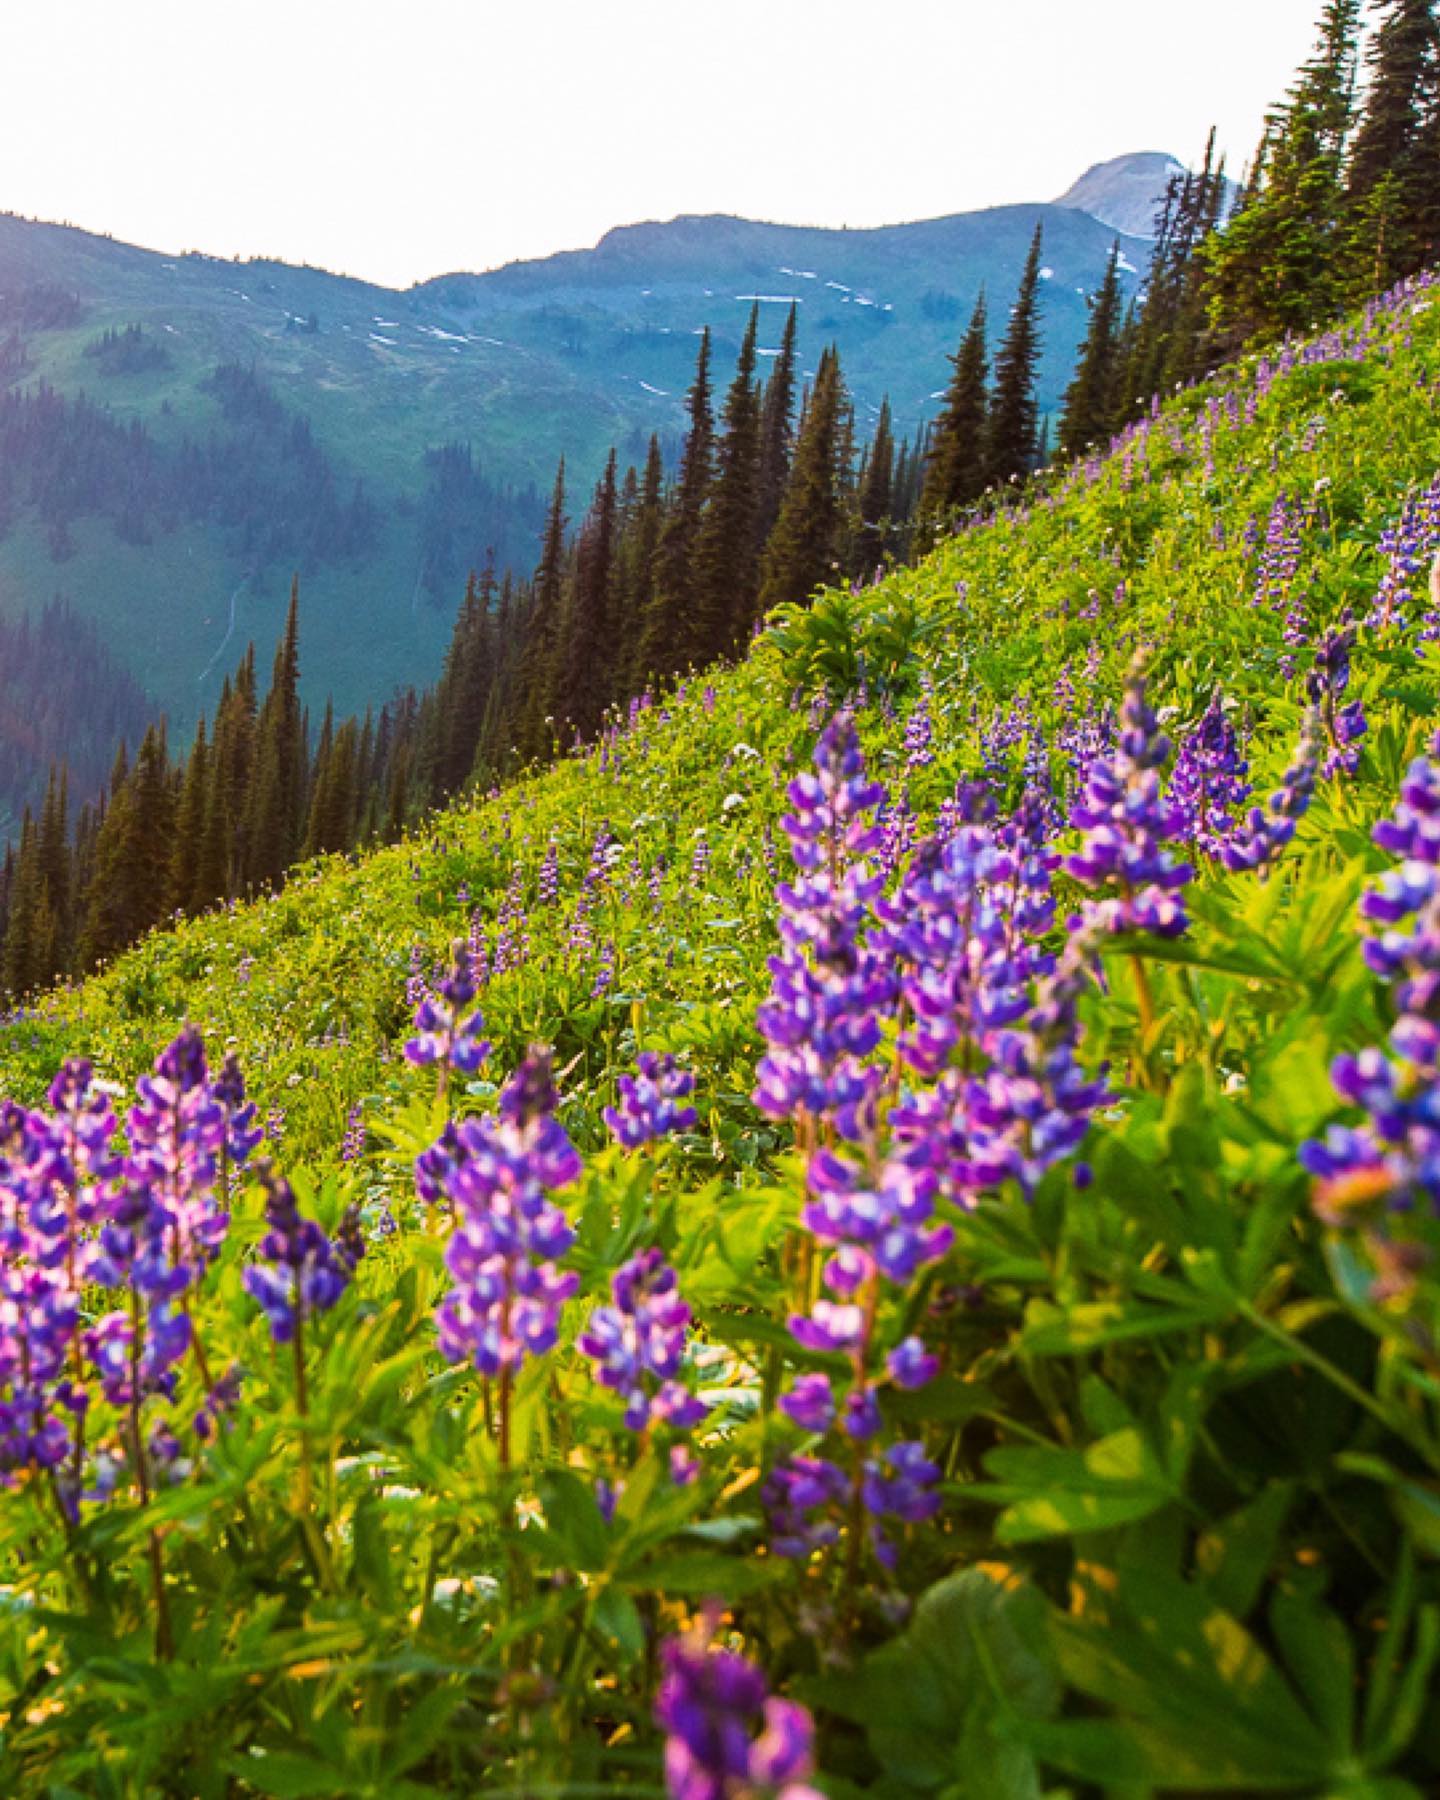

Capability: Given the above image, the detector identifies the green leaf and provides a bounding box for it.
[981,1429,1176,1543]
[538,1468,610,1573]
[1195,1483,1294,1618]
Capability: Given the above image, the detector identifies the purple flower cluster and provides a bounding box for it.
[403,940,491,1077]
[424,1050,581,1376]
[1305,619,1367,779]
[0,1030,270,1498]
[1220,710,1322,876]
[605,1053,697,1149]
[1368,472,1440,634]
[1063,662,1193,938]
[578,1248,705,1432]
[754,715,894,1134]
[244,1165,365,1344]
[655,1622,819,1800]
[1170,693,1252,858]
[1301,742,1440,1295]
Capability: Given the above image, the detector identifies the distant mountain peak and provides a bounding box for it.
[1055,151,1188,241]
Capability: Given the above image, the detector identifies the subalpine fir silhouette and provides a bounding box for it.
[758,346,848,612]
[755,305,799,551]
[1059,246,1127,458]
[519,462,569,761]
[642,329,714,681]
[1347,0,1440,287]
[692,307,764,660]
[918,292,990,530]
[855,397,896,573]
[985,228,1046,490]
[554,451,619,738]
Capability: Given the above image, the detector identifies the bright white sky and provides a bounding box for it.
[4,0,1331,289]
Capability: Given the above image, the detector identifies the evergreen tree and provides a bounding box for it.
[36,766,69,951]
[1205,2,1362,344]
[641,329,715,680]
[170,718,209,914]
[80,723,174,967]
[692,309,764,660]
[246,577,306,888]
[985,228,1046,488]
[554,451,619,737]
[1059,245,1126,458]
[2,813,43,996]
[198,650,258,902]
[918,293,990,528]
[1347,0,1440,286]
[304,713,359,857]
[854,397,895,573]
[756,305,799,548]
[519,463,569,760]
[429,563,497,797]
[758,347,848,612]
[619,436,666,693]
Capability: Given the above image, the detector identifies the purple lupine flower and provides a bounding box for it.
[1063,660,1193,938]
[890,902,1113,1207]
[1220,710,1322,876]
[243,1165,364,1344]
[779,1373,836,1434]
[887,1336,940,1389]
[604,1053,697,1149]
[863,1440,943,1525]
[1170,694,1251,858]
[404,940,491,1076]
[1300,736,1440,1295]
[1306,618,1367,779]
[903,687,934,771]
[1370,472,1440,634]
[754,715,895,1134]
[339,1103,366,1164]
[764,1453,850,1557]
[1252,493,1303,613]
[591,940,617,998]
[578,1248,704,1432]
[655,1623,819,1800]
[431,1050,581,1377]
[214,1052,262,1169]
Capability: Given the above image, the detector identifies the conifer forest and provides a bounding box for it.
[7,2,1440,1794]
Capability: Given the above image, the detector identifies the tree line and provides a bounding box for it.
[1048,0,1440,464]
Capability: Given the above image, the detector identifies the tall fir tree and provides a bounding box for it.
[170,717,209,914]
[692,308,764,660]
[1347,0,1440,287]
[1205,1,1362,344]
[246,577,306,889]
[758,346,848,612]
[756,305,799,551]
[918,292,990,529]
[1058,245,1126,458]
[641,329,715,681]
[985,228,1046,489]
[554,451,619,737]
[80,723,174,967]
[619,436,666,694]
[519,462,568,760]
[854,397,895,573]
